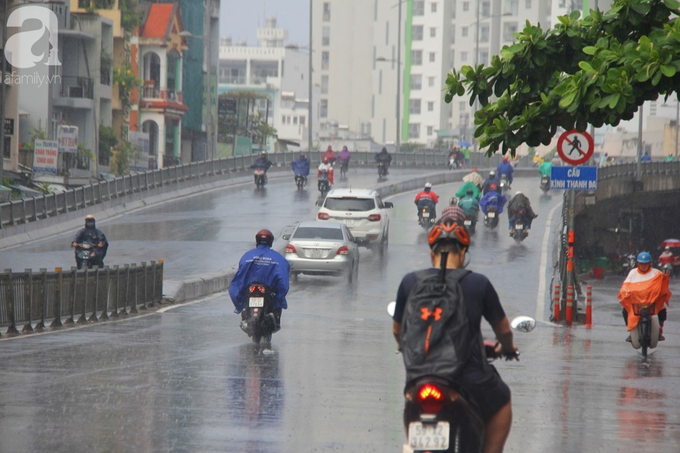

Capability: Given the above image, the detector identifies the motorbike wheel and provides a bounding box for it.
[640,320,649,358]
[77,259,85,270]
[252,331,262,345]
[513,230,523,244]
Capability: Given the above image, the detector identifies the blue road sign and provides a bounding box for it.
[550,166,598,190]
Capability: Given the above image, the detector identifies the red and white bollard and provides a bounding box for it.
[566,285,574,326]
[586,285,593,327]
[553,284,561,322]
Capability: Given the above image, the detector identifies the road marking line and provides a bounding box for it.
[536,201,563,321]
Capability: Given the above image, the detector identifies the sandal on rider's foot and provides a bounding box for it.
[658,334,665,341]
[626,335,632,342]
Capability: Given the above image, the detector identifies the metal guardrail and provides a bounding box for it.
[598,161,680,180]
[0,261,163,336]
[0,152,527,230]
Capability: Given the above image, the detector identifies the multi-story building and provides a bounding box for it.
[218,19,313,153]
[129,3,188,168]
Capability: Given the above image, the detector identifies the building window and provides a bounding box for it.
[300,116,306,126]
[321,75,329,94]
[503,22,518,41]
[412,25,423,41]
[482,1,491,16]
[413,1,425,15]
[322,51,330,70]
[411,74,422,90]
[409,123,420,139]
[293,117,298,125]
[320,99,328,118]
[322,26,330,46]
[428,76,435,87]
[281,115,286,124]
[461,51,468,62]
[411,50,423,65]
[525,0,532,8]
[427,126,434,135]
[323,2,331,21]
[430,27,436,37]
[428,101,434,111]
[431,2,438,12]
[462,1,470,11]
[410,99,422,114]
[504,0,519,15]
[462,27,468,37]
[480,25,490,43]
[429,52,436,62]
[480,50,489,65]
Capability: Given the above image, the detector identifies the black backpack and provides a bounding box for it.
[400,254,472,384]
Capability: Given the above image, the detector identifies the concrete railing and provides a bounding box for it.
[0,152,529,235]
[598,161,680,180]
[0,261,163,336]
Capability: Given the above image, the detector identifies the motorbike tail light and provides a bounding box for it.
[417,384,445,414]
[318,212,330,220]
[337,246,349,255]
[368,214,381,222]
[285,244,297,254]
[249,285,266,293]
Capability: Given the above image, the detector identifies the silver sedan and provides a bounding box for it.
[283,221,360,283]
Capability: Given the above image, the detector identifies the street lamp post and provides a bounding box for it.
[309,0,313,155]
[179,30,216,160]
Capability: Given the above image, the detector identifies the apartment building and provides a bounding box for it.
[218,19,313,152]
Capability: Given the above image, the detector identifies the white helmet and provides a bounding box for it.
[424,182,432,189]
[665,246,671,251]
[515,190,522,196]
[489,170,496,176]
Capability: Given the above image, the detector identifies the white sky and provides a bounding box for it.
[221,0,310,46]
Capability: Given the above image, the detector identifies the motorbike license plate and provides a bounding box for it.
[408,422,449,451]
[249,297,264,308]
[422,212,430,218]
[464,220,472,226]
[515,223,523,230]
[488,212,496,218]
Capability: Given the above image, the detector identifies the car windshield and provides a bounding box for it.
[324,197,375,211]
[293,227,344,240]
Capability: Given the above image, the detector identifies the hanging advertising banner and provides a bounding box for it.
[33,140,59,174]
[57,125,78,154]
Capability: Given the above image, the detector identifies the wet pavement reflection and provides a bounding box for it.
[1,176,679,452]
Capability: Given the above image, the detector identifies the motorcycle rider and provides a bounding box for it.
[456,180,482,200]
[375,147,392,174]
[392,218,519,453]
[459,189,480,229]
[71,214,109,268]
[414,182,439,219]
[479,184,508,216]
[252,151,273,172]
[497,156,514,187]
[440,197,466,224]
[318,157,335,186]
[463,167,485,189]
[619,252,670,342]
[322,145,337,165]
[337,145,351,169]
[658,246,679,276]
[482,170,501,195]
[538,160,552,185]
[291,154,310,185]
[229,229,290,333]
[507,191,538,235]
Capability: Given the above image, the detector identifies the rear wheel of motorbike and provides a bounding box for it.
[252,332,262,345]
[641,321,649,358]
[290,271,299,282]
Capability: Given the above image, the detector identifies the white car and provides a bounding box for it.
[316,188,392,255]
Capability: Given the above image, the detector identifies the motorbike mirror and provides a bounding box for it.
[510,316,536,333]
[387,301,396,317]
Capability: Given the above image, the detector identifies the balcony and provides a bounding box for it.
[140,83,188,114]
[53,76,94,109]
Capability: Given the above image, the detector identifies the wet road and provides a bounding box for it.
[1,176,679,452]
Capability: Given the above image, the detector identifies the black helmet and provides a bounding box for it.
[300,154,307,160]
[255,229,274,247]
[449,197,457,205]
[466,189,474,195]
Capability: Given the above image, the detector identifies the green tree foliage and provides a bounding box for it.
[111,139,140,176]
[445,0,680,155]
[98,124,118,163]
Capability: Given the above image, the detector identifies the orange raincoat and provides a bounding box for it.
[618,268,671,330]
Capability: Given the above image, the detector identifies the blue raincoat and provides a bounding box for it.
[291,158,310,176]
[229,244,290,313]
[479,190,508,214]
[497,161,514,183]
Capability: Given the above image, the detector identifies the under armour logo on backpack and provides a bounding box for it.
[420,307,443,321]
